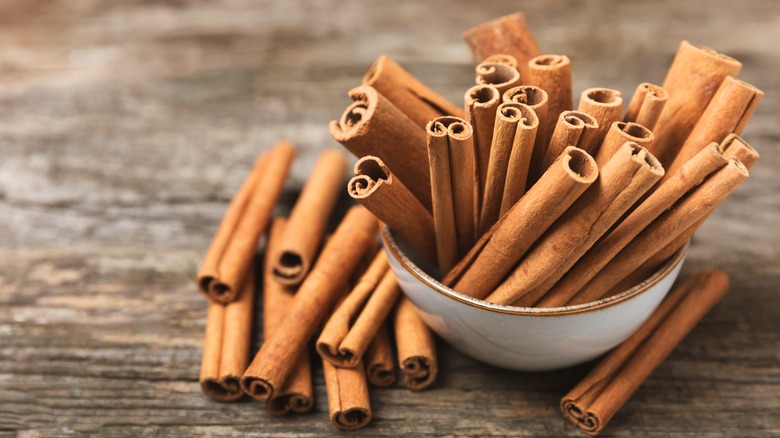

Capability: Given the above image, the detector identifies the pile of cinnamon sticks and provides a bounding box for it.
[197,144,437,430]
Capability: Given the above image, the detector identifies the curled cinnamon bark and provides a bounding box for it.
[526,54,573,155]
[502,85,550,187]
[483,53,518,69]
[595,121,654,167]
[577,88,623,149]
[623,82,668,130]
[542,110,599,171]
[365,323,396,387]
[465,84,501,208]
[394,297,437,391]
[323,360,372,430]
[463,12,542,80]
[475,61,521,94]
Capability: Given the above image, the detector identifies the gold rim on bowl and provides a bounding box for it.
[380,224,690,317]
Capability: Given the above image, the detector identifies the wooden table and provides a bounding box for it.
[1,1,778,436]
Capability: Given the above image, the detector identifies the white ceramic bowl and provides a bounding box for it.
[381,225,688,371]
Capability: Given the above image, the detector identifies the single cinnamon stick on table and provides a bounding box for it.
[503,85,550,188]
[200,268,256,402]
[241,207,378,400]
[525,54,573,157]
[330,85,432,210]
[537,143,726,308]
[489,142,664,307]
[348,155,437,264]
[363,55,463,129]
[561,269,730,436]
[364,323,396,387]
[541,110,599,171]
[263,219,314,415]
[595,121,654,167]
[323,360,372,430]
[394,297,438,391]
[577,87,623,149]
[272,149,345,287]
[198,142,295,303]
[623,82,668,130]
[649,41,742,168]
[463,12,542,80]
[475,61,521,94]
[445,147,598,299]
[464,84,501,210]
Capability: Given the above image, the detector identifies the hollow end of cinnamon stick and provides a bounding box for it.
[241,376,274,400]
[561,147,599,182]
[561,399,601,436]
[503,85,548,107]
[530,54,569,69]
[402,356,437,391]
[616,121,653,141]
[582,87,623,108]
[465,84,501,109]
[367,365,395,387]
[483,53,519,69]
[330,87,376,140]
[199,276,237,304]
[428,116,474,139]
[267,392,314,416]
[201,376,244,402]
[348,156,391,198]
[272,252,306,284]
[722,133,760,169]
[476,61,521,91]
[334,408,372,431]
[561,110,599,129]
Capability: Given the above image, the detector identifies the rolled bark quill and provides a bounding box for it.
[541,110,599,171]
[525,54,573,155]
[330,85,432,210]
[623,82,668,130]
[317,253,401,368]
[489,142,664,307]
[483,53,518,69]
[475,61,521,95]
[264,219,314,415]
[394,297,438,391]
[272,149,345,287]
[364,323,396,387]
[323,360,372,431]
[595,121,654,167]
[363,55,463,129]
[479,102,539,235]
[577,87,623,149]
[198,142,295,303]
[537,143,726,308]
[444,147,598,300]
[649,41,742,168]
[462,12,542,80]
[348,155,437,264]
[561,269,730,436]
[200,268,256,402]
[503,85,550,188]
[664,76,763,180]
[464,84,501,208]
[241,207,378,401]
[567,158,749,306]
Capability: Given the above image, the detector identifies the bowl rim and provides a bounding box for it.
[381,224,690,316]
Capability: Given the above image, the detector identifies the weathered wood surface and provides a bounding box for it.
[1,0,778,436]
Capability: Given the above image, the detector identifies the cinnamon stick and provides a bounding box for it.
[483,53,518,69]
[537,143,726,308]
[317,253,400,368]
[502,85,550,188]
[272,149,345,287]
[561,269,730,436]
[323,360,372,430]
[623,82,668,130]
[475,61,521,94]
[479,102,539,234]
[394,297,437,391]
[198,142,295,303]
[541,110,599,171]
[649,41,742,168]
[363,55,463,129]
[577,87,623,149]
[567,158,749,305]
[525,54,573,155]
[364,323,396,387]
[348,155,437,263]
[464,84,501,209]
[594,121,654,167]
[489,142,664,307]
[463,12,542,80]
[264,219,313,415]
[445,147,598,299]
[664,76,763,180]
[330,85,432,210]
[199,268,256,402]
[241,207,378,400]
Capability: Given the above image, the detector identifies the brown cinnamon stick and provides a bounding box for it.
[264,219,314,415]
[198,142,295,303]
[664,76,763,179]
[348,155,437,263]
[479,102,539,234]
[463,12,542,80]
[323,360,372,430]
[483,53,518,69]
[445,147,598,299]
[541,110,599,171]
[272,149,345,287]
[363,55,463,129]
[502,85,550,187]
[199,268,256,402]
[623,82,668,130]
[394,297,437,391]
[577,88,623,148]
[465,84,501,209]
[330,85,432,210]
[649,41,742,168]
[475,61,521,94]
[489,142,664,306]
[364,323,396,387]
[241,207,378,401]
[595,121,654,167]
[525,54,573,155]
[538,143,726,308]
[561,269,730,436]
[567,158,749,305]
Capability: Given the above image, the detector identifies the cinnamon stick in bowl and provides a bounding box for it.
[623,82,668,130]
[577,87,623,148]
[475,61,521,94]
[526,54,573,153]
[464,84,501,208]
[394,297,437,391]
[502,85,549,187]
[594,121,654,167]
[541,110,599,171]
[462,12,542,80]
[197,142,295,303]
